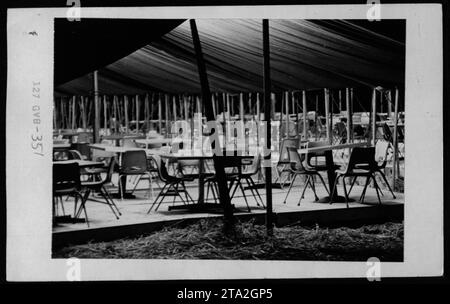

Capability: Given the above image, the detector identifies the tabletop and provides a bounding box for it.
[298,142,371,154]
[53,160,105,168]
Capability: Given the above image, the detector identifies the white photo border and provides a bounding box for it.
[6,4,443,281]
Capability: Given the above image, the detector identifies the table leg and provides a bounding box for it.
[197,159,205,204]
[316,150,352,203]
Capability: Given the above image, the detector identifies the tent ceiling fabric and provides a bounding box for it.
[55,19,405,96]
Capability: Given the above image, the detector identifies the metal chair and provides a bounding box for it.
[349,140,396,199]
[81,157,122,219]
[118,150,154,200]
[237,154,265,208]
[53,162,89,226]
[147,155,195,212]
[274,137,300,188]
[281,146,329,206]
[330,147,383,208]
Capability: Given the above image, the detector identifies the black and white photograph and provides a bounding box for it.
[5,3,444,281]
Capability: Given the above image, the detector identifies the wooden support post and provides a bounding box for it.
[124,95,129,133]
[184,95,189,121]
[315,94,319,140]
[146,93,151,131]
[302,90,307,140]
[71,96,76,130]
[80,96,87,130]
[103,95,107,129]
[285,91,290,138]
[339,90,342,113]
[294,92,299,137]
[165,94,170,135]
[392,87,399,191]
[190,19,233,227]
[387,90,393,118]
[158,94,162,134]
[93,71,100,143]
[346,88,351,143]
[371,88,377,145]
[262,19,274,235]
[212,93,216,117]
[172,95,177,122]
[330,90,334,142]
[239,93,244,121]
[136,95,140,132]
[324,88,331,144]
[256,92,261,121]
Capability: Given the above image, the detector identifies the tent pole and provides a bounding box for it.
[339,90,342,113]
[345,88,351,143]
[71,96,76,130]
[371,88,377,146]
[256,92,261,122]
[387,90,393,118]
[103,96,107,129]
[295,92,299,138]
[184,95,189,121]
[136,95,140,132]
[158,94,162,134]
[324,88,331,144]
[330,90,334,143]
[302,90,307,140]
[262,19,274,235]
[279,93,284,140]
[286,91,290,138]
[212,93,216,117]
[145,93,149,132]
[92,71,100,143]
[392,87,399,191]
[165,94,170,136]
[239,92,244,121]
[315,94,319,140]
[124,95,129,133]
[172,95,177,122]
[191,18,233,227]
[80,96,86,130]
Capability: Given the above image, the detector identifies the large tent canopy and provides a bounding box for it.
[55,18,405,96]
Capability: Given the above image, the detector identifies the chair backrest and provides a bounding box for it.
[306,141,328,165]
[151,155,171,182]
[68,150,83,160]
[104,157,117,184]
[382,123,393,142]
[71,143,91,159]
[278,138,300,163]
[242,154,260,175]
[346,147,376,172]
[120,150,148,174]
[287,147,307,171]
[53,162,81,192]
[375,140,390,168]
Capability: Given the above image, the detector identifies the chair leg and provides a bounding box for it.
[316,173,330,194]
[147,183,167,213]
[342,177,350,208]
[378,170,396,199]
[104,186,122,216]
[297,175,310,206]
[348,177,357,196]
[237,180,251,212]
[245,178,261,207]
[99,187,120,219]
[359,176,371,204]
[282,174,297,204]
[371,174,383,205]
[309,175,319,201]
[248,177,265,208]
[181,182,195,204]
